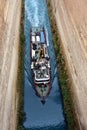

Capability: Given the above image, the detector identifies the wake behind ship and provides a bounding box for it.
[30,27,51,103]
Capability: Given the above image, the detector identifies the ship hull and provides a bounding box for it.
[30,27,51,101]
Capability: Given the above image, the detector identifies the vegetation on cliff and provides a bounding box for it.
[46,0,77,130]
[17,1,25,130]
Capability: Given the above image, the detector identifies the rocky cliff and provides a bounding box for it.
[0,0,21,130]
[51,0,87,130]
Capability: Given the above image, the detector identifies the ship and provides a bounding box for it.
[30,27,51,104]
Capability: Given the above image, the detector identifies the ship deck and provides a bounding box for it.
[30,27,51,84]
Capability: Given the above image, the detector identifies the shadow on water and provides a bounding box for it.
[24,0,67,129]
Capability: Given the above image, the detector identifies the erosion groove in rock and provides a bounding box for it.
[0,0,21,130]
[51,0,87,130]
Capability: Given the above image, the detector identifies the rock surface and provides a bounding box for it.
[51,0,87,130]
[0,0,21,130]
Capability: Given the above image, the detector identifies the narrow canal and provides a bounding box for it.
[24,0,67,129]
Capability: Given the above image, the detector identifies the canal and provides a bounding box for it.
[24,0,67,129]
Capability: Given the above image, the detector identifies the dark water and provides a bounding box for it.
[24,0,67,130]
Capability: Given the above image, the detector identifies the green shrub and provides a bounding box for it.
[17,0,25,129]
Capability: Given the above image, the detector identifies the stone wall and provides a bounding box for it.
[0,0,21,130]
[51,0,87,130]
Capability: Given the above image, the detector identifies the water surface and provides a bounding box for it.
[24,0,67,130]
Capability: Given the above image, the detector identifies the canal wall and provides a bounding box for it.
[51,0,87,130]
[0,0,22,130]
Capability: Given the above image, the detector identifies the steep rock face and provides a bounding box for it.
[51,0,87,130]
[0,0,21,130]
